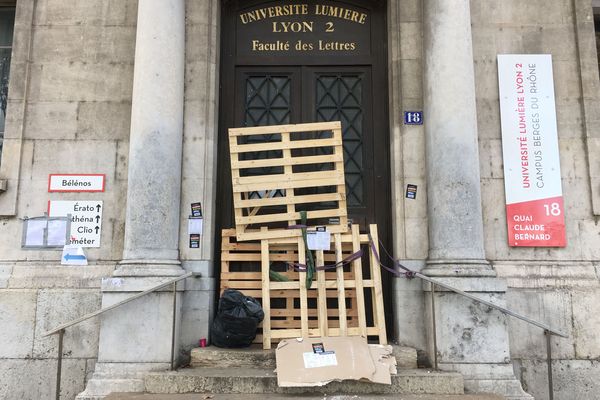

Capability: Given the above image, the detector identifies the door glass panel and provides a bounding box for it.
[315,74,364,206]
[242,74,292,199]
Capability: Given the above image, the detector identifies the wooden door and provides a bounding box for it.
[217,0,393,333]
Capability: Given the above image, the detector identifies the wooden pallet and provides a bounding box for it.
[228,121,349,241]
[220,228,359,344]
[219,225,387,349]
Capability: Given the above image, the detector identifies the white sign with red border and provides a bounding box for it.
[498,54,566,247]
[48,174,105,192]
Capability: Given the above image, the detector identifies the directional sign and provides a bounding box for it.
[48,174,105,192]
[48,200,103,248]
[61,245,88,266]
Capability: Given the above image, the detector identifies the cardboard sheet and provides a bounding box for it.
[275,336,395,387]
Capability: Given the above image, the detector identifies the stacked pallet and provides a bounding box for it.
[224,121,387,349]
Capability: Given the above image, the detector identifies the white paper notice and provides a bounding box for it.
[306,231,331,251]
[188,218,203,235]
[47,220,68,246]
[303,352,338,369]
[25,220,46,246]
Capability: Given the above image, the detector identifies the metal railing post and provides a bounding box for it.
[545,330,554,400]
[430,283,438,370]
[55,329,65,400]
[170,281,177,371]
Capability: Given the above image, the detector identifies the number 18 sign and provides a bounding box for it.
[498,54,566,247]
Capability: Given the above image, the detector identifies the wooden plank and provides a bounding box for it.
[335,233,348,336]
[233,170,344,189]
[270,281,301,290]
[298,236,309,338]
[316,250,328,337]
[229,121,341,136]
[260,232,271,349]
[270,308,359,318]
[230,288,353,298]
[230,158,245,233]
[234,170,342,186]
[281,132,298,260]
[235,224,349,242]
[334,125,349,232]
[232,174,345,193]
[351,224,368,337]
[237,192,343,208]
[236,208,345,226]
[232,153,343,169]
[369,224,387,344]
[230,137,342,154]
[221,271,354,281]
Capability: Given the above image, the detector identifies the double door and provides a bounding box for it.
[219,65,387,232]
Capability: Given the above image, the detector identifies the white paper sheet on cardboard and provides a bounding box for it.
[275,336,395,387]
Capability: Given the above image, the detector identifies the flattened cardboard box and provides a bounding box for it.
[275,336,396,387]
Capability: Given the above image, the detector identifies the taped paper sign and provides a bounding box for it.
[306,229,330,251]
[303,352,338,369]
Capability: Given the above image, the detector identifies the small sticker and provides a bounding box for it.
[406,184,418,199]
[191,202,202,217]
[312,342,325,354]
[189,234,200,248]
[328,217,340,225]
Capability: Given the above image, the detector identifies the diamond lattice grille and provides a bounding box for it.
[316,74,364,206]
[242,75,292,199]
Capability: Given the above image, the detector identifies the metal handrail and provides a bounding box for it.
[416,270,566,400]
[44,271,199,400]
[418,271,568,338]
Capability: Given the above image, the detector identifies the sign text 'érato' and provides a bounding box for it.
[48,200,103,248]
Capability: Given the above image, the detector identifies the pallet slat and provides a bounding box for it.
[228,121,348,241]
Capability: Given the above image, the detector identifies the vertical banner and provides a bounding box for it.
[497,54,566,247]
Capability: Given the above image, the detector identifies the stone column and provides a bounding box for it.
[422,1,532,398]
[78,1,186,397]
[422,0,492,277]
[116,0,186,277]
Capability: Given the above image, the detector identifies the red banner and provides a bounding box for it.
[506,196,566,247]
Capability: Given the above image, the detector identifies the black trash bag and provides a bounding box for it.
[211,289,264,348]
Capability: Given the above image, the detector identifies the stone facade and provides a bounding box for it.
[0,0,599,399]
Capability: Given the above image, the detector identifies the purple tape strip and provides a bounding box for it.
[286,249,363,272]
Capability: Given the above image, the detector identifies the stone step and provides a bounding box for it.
[107,394,505,400]
[144,367,464,395]
[190,345,418,370]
